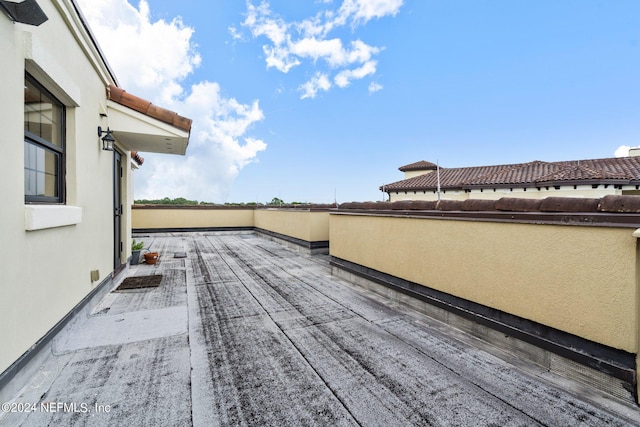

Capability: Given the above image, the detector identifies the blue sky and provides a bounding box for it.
[77,0,640,203]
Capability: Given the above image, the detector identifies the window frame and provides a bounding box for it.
[24,73,66,204]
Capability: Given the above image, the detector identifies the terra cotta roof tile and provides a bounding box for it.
[398,160,439,172]
[106,85,192,133]
[382,156,640,192]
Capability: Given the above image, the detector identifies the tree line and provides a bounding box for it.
[133,197,307,206]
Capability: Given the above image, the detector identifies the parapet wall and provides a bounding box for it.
[254,208,330,253]
[131,205,255,231]
[132,204,332,253]
[330,196,640,402]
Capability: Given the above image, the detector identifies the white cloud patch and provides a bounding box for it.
[299,72,332,99]
[240,0,402,98]
[334,60,377,87]
[368,81,383,94]
[339,0,403,25]
[615,145,640,157]
[77,0,266,202]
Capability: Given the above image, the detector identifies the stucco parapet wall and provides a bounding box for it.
[336,196,640,228]
[256,204,336,211]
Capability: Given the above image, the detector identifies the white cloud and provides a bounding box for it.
[334,60,377,87]
[241,0,401,97]
[228,25,244,41]
[290,37,344,66]
[79,0,201,103]
[263,44,301,73]
[368,81,383,94]
[77,0,266,202]
[339,0,404,25]
[615,145,640,157]
[299,72,332,99]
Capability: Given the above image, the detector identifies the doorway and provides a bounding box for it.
[113,150,123,268]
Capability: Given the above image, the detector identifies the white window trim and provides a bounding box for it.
[25,205,82,231]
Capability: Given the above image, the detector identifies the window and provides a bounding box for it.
[24,73,65,203]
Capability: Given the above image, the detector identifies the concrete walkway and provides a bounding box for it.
[2,232,640,426]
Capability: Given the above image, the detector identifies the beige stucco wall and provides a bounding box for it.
[254,209,330,242]
[391,191,467,201]
[0,0,123,374]
[132,207,331,243]
[330,213,638,353]
[389,185,623,202]
[403,170,433,180]
[132,207,255,229]
[309,211,331,242]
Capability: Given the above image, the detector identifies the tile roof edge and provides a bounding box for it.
[106,84,192,133]
[131,151,144,166]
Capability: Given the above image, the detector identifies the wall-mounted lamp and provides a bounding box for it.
[98,126,115,151]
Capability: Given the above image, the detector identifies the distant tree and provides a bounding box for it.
[269,197,284,205]
[134,198,268,206]
[134,197,201,205]
[224,202,261,206]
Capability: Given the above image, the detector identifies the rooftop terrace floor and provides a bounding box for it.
[3,232,640,426]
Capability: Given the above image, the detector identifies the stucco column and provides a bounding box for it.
[632,228,640,403]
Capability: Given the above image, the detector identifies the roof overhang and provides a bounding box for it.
[106,99,189,155]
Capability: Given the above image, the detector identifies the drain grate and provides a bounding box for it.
[115,275,163,291]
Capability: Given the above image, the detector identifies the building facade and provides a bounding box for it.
[382,155,640,202]
[0,0,191,394]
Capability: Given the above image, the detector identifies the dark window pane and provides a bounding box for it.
[24,79,62,147]
[24,74,64,202]
[24,141,58,198]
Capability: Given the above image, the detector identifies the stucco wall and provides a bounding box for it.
[329,213,638,353]
[255,209,330,243]
[402,170,434,180]
[0,0,121,375]
[389,185,622,202]
[132,206,255,229]
[132,206,331,244]
[309,211,331,242]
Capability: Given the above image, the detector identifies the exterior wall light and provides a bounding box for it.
[98,126,115,151]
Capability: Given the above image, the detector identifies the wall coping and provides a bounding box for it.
[132,204,335,212]
[338,195,640,214]
[132,204,255,210]
[331,210,640,228]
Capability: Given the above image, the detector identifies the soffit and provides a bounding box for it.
[106,99,189,155]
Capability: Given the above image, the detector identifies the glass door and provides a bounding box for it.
[113,150,123,268]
